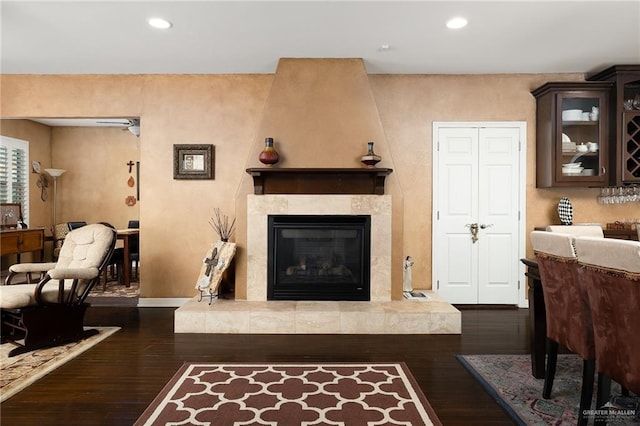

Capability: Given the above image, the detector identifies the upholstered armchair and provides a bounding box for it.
[530,231,596,426]
[574,236,640,409]
[0,223,116,357]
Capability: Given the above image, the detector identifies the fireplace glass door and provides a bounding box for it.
[268,215,371,301]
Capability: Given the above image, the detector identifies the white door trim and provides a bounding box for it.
[432,121,528,308]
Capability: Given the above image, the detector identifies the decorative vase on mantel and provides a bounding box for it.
[360,141,381,168]
[258,137,279,166]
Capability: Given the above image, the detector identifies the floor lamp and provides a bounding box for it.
[45,168,66,232]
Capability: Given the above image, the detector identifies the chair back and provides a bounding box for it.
[67,221,88,230]
[530,231,594,359]
[53,223,71,259]
[127,220,139,256]
[546,225,604,238]
[55,223,117,299]
[575,237,640,393]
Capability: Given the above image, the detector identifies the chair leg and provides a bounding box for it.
[543,339,558,399]
[595,374,611,426]
[577,359,595,426]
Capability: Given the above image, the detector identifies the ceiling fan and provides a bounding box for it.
[96,118,140,137]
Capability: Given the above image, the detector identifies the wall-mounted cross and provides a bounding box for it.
[127,161,135,173]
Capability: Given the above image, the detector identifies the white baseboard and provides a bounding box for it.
[137,298,191,308]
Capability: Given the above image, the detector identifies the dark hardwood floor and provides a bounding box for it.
[1,306,529,425]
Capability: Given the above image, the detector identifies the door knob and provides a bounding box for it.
[465,223,479,243]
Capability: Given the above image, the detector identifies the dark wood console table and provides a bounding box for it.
[1,227,45,262]
[246,168,393,195]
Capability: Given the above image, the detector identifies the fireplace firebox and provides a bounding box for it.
[267,215,371,301]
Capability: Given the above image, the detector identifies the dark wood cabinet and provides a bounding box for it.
[532,82,612,188]
[1,228,45,261]
[588,65,640,185]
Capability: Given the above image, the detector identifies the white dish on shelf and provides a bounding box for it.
[562,162,582,168]
[562,167,584,176]
[562,109,583,121]
[562,133,571,142]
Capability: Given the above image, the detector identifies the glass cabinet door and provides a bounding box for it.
[622,79,640,182]
[557,92,607,184]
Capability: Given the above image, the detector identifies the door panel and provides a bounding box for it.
[435,125,521,304]
[436,128,478,303]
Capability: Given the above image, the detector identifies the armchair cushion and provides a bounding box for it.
[48,267,99,281]
[56,224,114,270]
[0,280,76,309]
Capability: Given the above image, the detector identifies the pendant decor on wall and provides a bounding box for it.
[128,176,135,187]
[125,195,137,207]
[558,197,573,225]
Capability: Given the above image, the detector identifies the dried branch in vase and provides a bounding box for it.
[209,208,236,242]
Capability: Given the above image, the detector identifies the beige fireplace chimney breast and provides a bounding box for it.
[235,58,404,300]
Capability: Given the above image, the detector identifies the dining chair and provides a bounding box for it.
[546,224,604,238]
[530,231,596,426]
[574,236,640,413]
[52,223,70,260]
[128,220,139,279]
[67,221,87,231]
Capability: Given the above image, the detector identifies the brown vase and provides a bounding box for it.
[360,141,381,167]
[259,137,279,165]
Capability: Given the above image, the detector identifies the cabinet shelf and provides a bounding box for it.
[563,121,598,126]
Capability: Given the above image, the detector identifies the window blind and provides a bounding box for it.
[0,136,30,225]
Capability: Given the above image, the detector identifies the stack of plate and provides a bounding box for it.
[562,162,583,175]
[562,109,583,121]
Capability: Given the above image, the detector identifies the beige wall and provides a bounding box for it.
[2,64,638,300]
[51,127,140,228]
[0,119,52,266]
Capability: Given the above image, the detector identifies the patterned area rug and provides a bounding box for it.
[1,327,120,402]
[457,354,640,425]
[90,280,139,298]
[135,362,442,426]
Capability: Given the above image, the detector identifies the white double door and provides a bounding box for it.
[433,123,525,305]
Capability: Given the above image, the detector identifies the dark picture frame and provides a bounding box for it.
[173,144,214,180]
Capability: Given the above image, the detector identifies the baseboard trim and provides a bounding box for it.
[137,298,191,308]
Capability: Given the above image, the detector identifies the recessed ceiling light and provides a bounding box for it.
[148,17,172,29]
[378,43,390,52]
[446,17,468,30]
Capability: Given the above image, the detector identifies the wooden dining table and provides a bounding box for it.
[522,227,638,378]
[117,228,139,288]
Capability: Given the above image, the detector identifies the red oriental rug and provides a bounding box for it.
[135,362,442,425]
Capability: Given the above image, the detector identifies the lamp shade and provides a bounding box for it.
[44,168,66,178]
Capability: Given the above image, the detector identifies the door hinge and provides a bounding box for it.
[437,211,440,220]
[518,211,521,221]
[437,280,440,290]
[518,280,521,290]
[519,140,522,151]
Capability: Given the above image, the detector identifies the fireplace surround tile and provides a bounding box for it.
[247,194,392,302]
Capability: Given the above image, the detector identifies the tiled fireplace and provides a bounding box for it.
[247,194,392,301]
[175,193,461,334]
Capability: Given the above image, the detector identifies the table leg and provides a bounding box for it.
[122,235,131,288]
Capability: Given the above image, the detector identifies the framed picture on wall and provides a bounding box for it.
[173,144,214,180]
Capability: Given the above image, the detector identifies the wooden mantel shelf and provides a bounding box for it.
[246,168,393,195]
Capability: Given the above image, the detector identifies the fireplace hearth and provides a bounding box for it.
[268,215,371,301]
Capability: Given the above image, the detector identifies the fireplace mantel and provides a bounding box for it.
[246,168,393,195]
